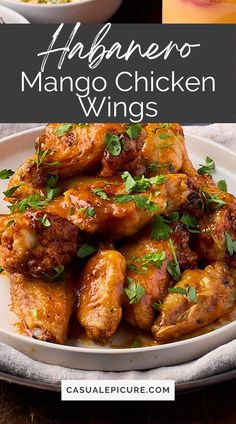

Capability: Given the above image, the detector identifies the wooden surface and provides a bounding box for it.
[1,378,236,423]
[111,0,162,23]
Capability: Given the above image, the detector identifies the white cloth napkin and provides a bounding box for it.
[0,123,235,385]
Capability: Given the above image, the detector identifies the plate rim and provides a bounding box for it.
[0,126,236,355]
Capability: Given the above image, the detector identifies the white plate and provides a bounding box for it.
[0,4,29,22]
[0,126,236,371]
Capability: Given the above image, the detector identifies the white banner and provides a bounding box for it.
[61,380,175,401]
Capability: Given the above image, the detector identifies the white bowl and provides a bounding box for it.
[0,126,236,371]
[0,0,123,23]
[0,3,29,21]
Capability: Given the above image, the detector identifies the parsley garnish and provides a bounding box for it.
[126,124,142,140]
[148,163,160,172]
[77,243,97,258]
[168,286,197,303]
[84,207,96,218]
[203,192,226,209]
[131,339,141,348]
[42,265,65,282]
[124,278,145,304]
[0,266,3,273]
[3,184,24,198]
[159,133,171,140]
[8,194,50,213]
[217,179,227,192]
[114,193,158,212]
[47,175,58,189]
[225,231,236,256]
[35,147,61,167]
[121,171,166,194]
[180,214,200,233]
[36,214,51,228]
[46,187,61,201]
[151,213,179,240]
[5,220,15,228]
[167,239,181,281]
[153,302,162,310]
[91,188,109,200]
[106,133,124,156]
[132,251,166,271]
[0,169,14,179]
[55,123,73,137]
[198,156,215,175]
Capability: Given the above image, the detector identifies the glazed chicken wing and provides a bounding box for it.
[0,211,79,277]
[120,222,198,330]
[143,123,195,176]
[77,250,126,341]
[152,262,235,343]
[46,173,204,240]
[10,272,75,344]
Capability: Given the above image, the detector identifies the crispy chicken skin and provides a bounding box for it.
[143,123,195,176]
[47,174,204,240]
[120,222,198,330]
[0,211,79,277]
[36,123,146,177]
[77,250,126,341]
[10,273,75,344]
[152,262,235,343]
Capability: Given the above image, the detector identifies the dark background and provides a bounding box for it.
[111,0,162,23]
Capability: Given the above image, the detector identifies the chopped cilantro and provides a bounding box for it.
[225,231,236,256]
[0,169,14,179]
[151,213,179,240]
[54,123,74,137]
[85,207,96,218]
[121,171,166,194]
[46,187,61,201]
[3,184,23,198]
[203,192,226,209]
[106,133,124,156]
[168,286,197,303]
[133,251,166,270]
[0,266,3,273]
[131,339,141,348]
[167,239,181,281]
[124,278,145,304]
[42,265,65,282]
[126,124,142,139]
[180,214,200,233]
[77,243,97,259]
[91,188,109,200]
[36,214,51,228]
[8,194,50,213]
[47,175,58,189]
[217,179,227,192]
[198,156,215,175]
[153,302,162,310]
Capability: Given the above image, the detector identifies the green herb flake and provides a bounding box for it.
[42,265,65,283]
[46,187,61,201]
[124,278,145,304]
[180,214,200,233]
[91,188,109,200]
[126,124,142,140]
[3,184,23,198]
[32,308,39,319]
[153,302,162,310]
[106,133,124,157]
[121,171,165,195]
[217,179,227,193]
[203,192,226,209]
[168,287,187,295]
[55,123,74,138]
[8,194,50,214]
[77,243,97,259]
[133,251,166,270]
[5,220,15,228]
[198,156,215,176]
[148,163,160,172]
[36,214,51,228]
[167,239,181,281]
[0,266,4,273]
[159,133,171,140]
[131,339,141,348]
[225,231,236,256]
[0,169,14,180]
[151,214,179,241]
[47,175,59,189]
[168,286,197,303]
[85,207,96,218]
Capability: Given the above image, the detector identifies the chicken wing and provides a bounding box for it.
[143,123,195,176]
[10,272,75,344]
[47,173,204,240]
[77,250,126,341]
[0,211,79,277]
[152,262,235,343]
[120,222,198,330]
